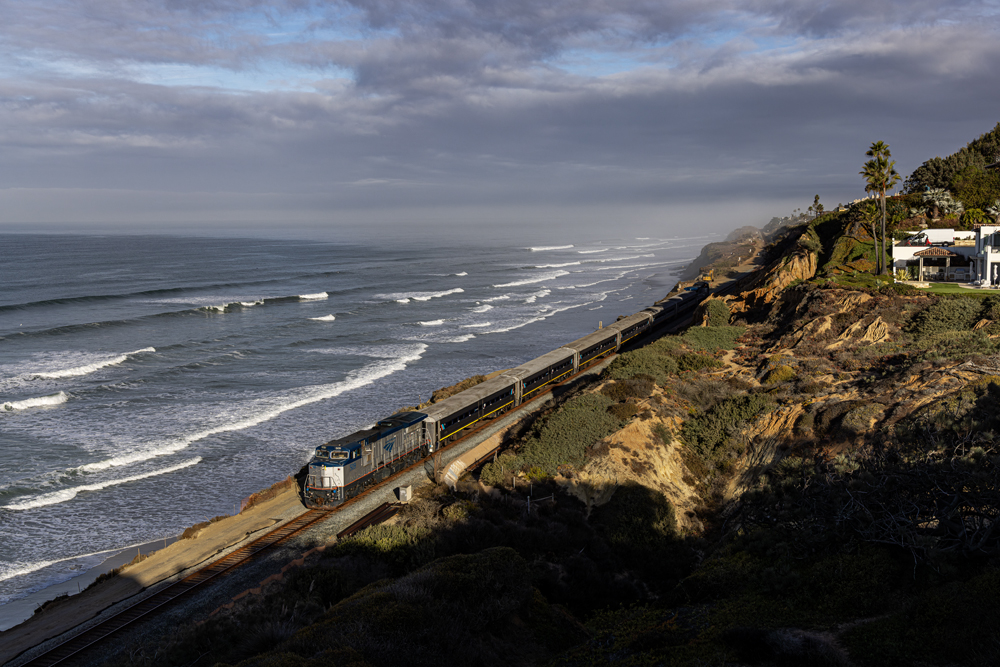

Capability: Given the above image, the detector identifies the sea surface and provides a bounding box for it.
[0,228,709,617]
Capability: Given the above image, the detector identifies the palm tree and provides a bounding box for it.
[860,141,902,275]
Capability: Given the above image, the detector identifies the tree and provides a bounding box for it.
[812,194,823,218]
[861,141,902,275]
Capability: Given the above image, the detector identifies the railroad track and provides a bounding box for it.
[15,286,739,667]
[19,510,332,667]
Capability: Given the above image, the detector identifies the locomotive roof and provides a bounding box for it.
[319,411,427,450]
[421,373,516,423]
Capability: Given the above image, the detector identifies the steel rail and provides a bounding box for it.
[16,286,729,667]
[20,510,331,667]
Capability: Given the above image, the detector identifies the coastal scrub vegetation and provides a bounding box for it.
[98,127,1000,667]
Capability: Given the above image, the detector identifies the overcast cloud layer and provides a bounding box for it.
[1,0,999,233]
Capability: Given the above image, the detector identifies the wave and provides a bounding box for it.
[380,288,464,304]
[471,304,493,313]
[419,320,445,326]
[2,392,69,412]
[577,249,607,254]
[534,261,581,268]
[482,294,511,303]
[529,245,574,251]
[0,544,139,586]
[441,334,475,343]
[524,289,551,304]
[32,348,155,379]
[309,315,337,322]
[483,299,599,335]
[71,345,428,474]
[493,270,569,288]
[558,277,620,290]
[5,458,203,511]
[461,322,492,328]
[453,272,468,276]
[299,292,329,301]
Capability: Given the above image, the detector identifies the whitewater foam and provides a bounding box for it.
[534,261,581,268]
[299,292,329,301]
[419,320,445,326]
[441,334,475,343]
[72,345,428,474]
[32,348,155,379]
[309,315,337,322]
[494,270,569,288]
[381,288,464,303]
[453,272,468,276]
[524,289,551,304]
[577,249,607,254]
[529,245,574,251]
[461,323,492,328]
[2,392,69,412]
[471,304,493,313]
[6,457,203,511]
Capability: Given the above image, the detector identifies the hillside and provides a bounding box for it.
[79,210,1000,667]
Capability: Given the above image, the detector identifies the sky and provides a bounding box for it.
[1,0,999,236]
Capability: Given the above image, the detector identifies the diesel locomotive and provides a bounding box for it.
[302,285,708,508]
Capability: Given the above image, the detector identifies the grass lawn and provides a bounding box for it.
[915,283,996,296]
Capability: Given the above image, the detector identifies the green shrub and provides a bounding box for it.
[682,326,746,351]
[608,403,639,420]
[600,376,655,401]
[682,394,775,460]
[905,296,997,338]
[652,423,674,444]
[479,451,519,487]
[519,393,623,474]
[915,330,998,360]
[604,345,678,384]
[677,353,724,372]
[761,365,796,385]
[704,299,732,327]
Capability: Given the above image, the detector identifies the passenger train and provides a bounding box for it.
[302,284,709,508]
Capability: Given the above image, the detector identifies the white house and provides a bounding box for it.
[891,229,976,281]
[970,225,1000,286]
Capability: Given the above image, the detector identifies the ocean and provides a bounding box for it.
[0,227,710,618]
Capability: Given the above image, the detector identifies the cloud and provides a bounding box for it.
[0,1,998,228]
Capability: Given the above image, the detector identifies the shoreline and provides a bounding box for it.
[0,256,695,631]
[0,536,179,633]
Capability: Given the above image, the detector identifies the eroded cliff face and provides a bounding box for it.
[564,270,995,536]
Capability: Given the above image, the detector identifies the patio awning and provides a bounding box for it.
[913,247,959,258]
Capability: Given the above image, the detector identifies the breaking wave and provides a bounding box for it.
[381,288,464,304]
[493,271,568,288]
[3,392,69,412]
[471,304,493,313]
[309,315,337,322]
[529,245,574,251]
[5,458,203,511]
[419,320,445,326]
[534,261,581,268]
[32,348,155,379]
[70,344,428,475]
[299,292,329,301]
